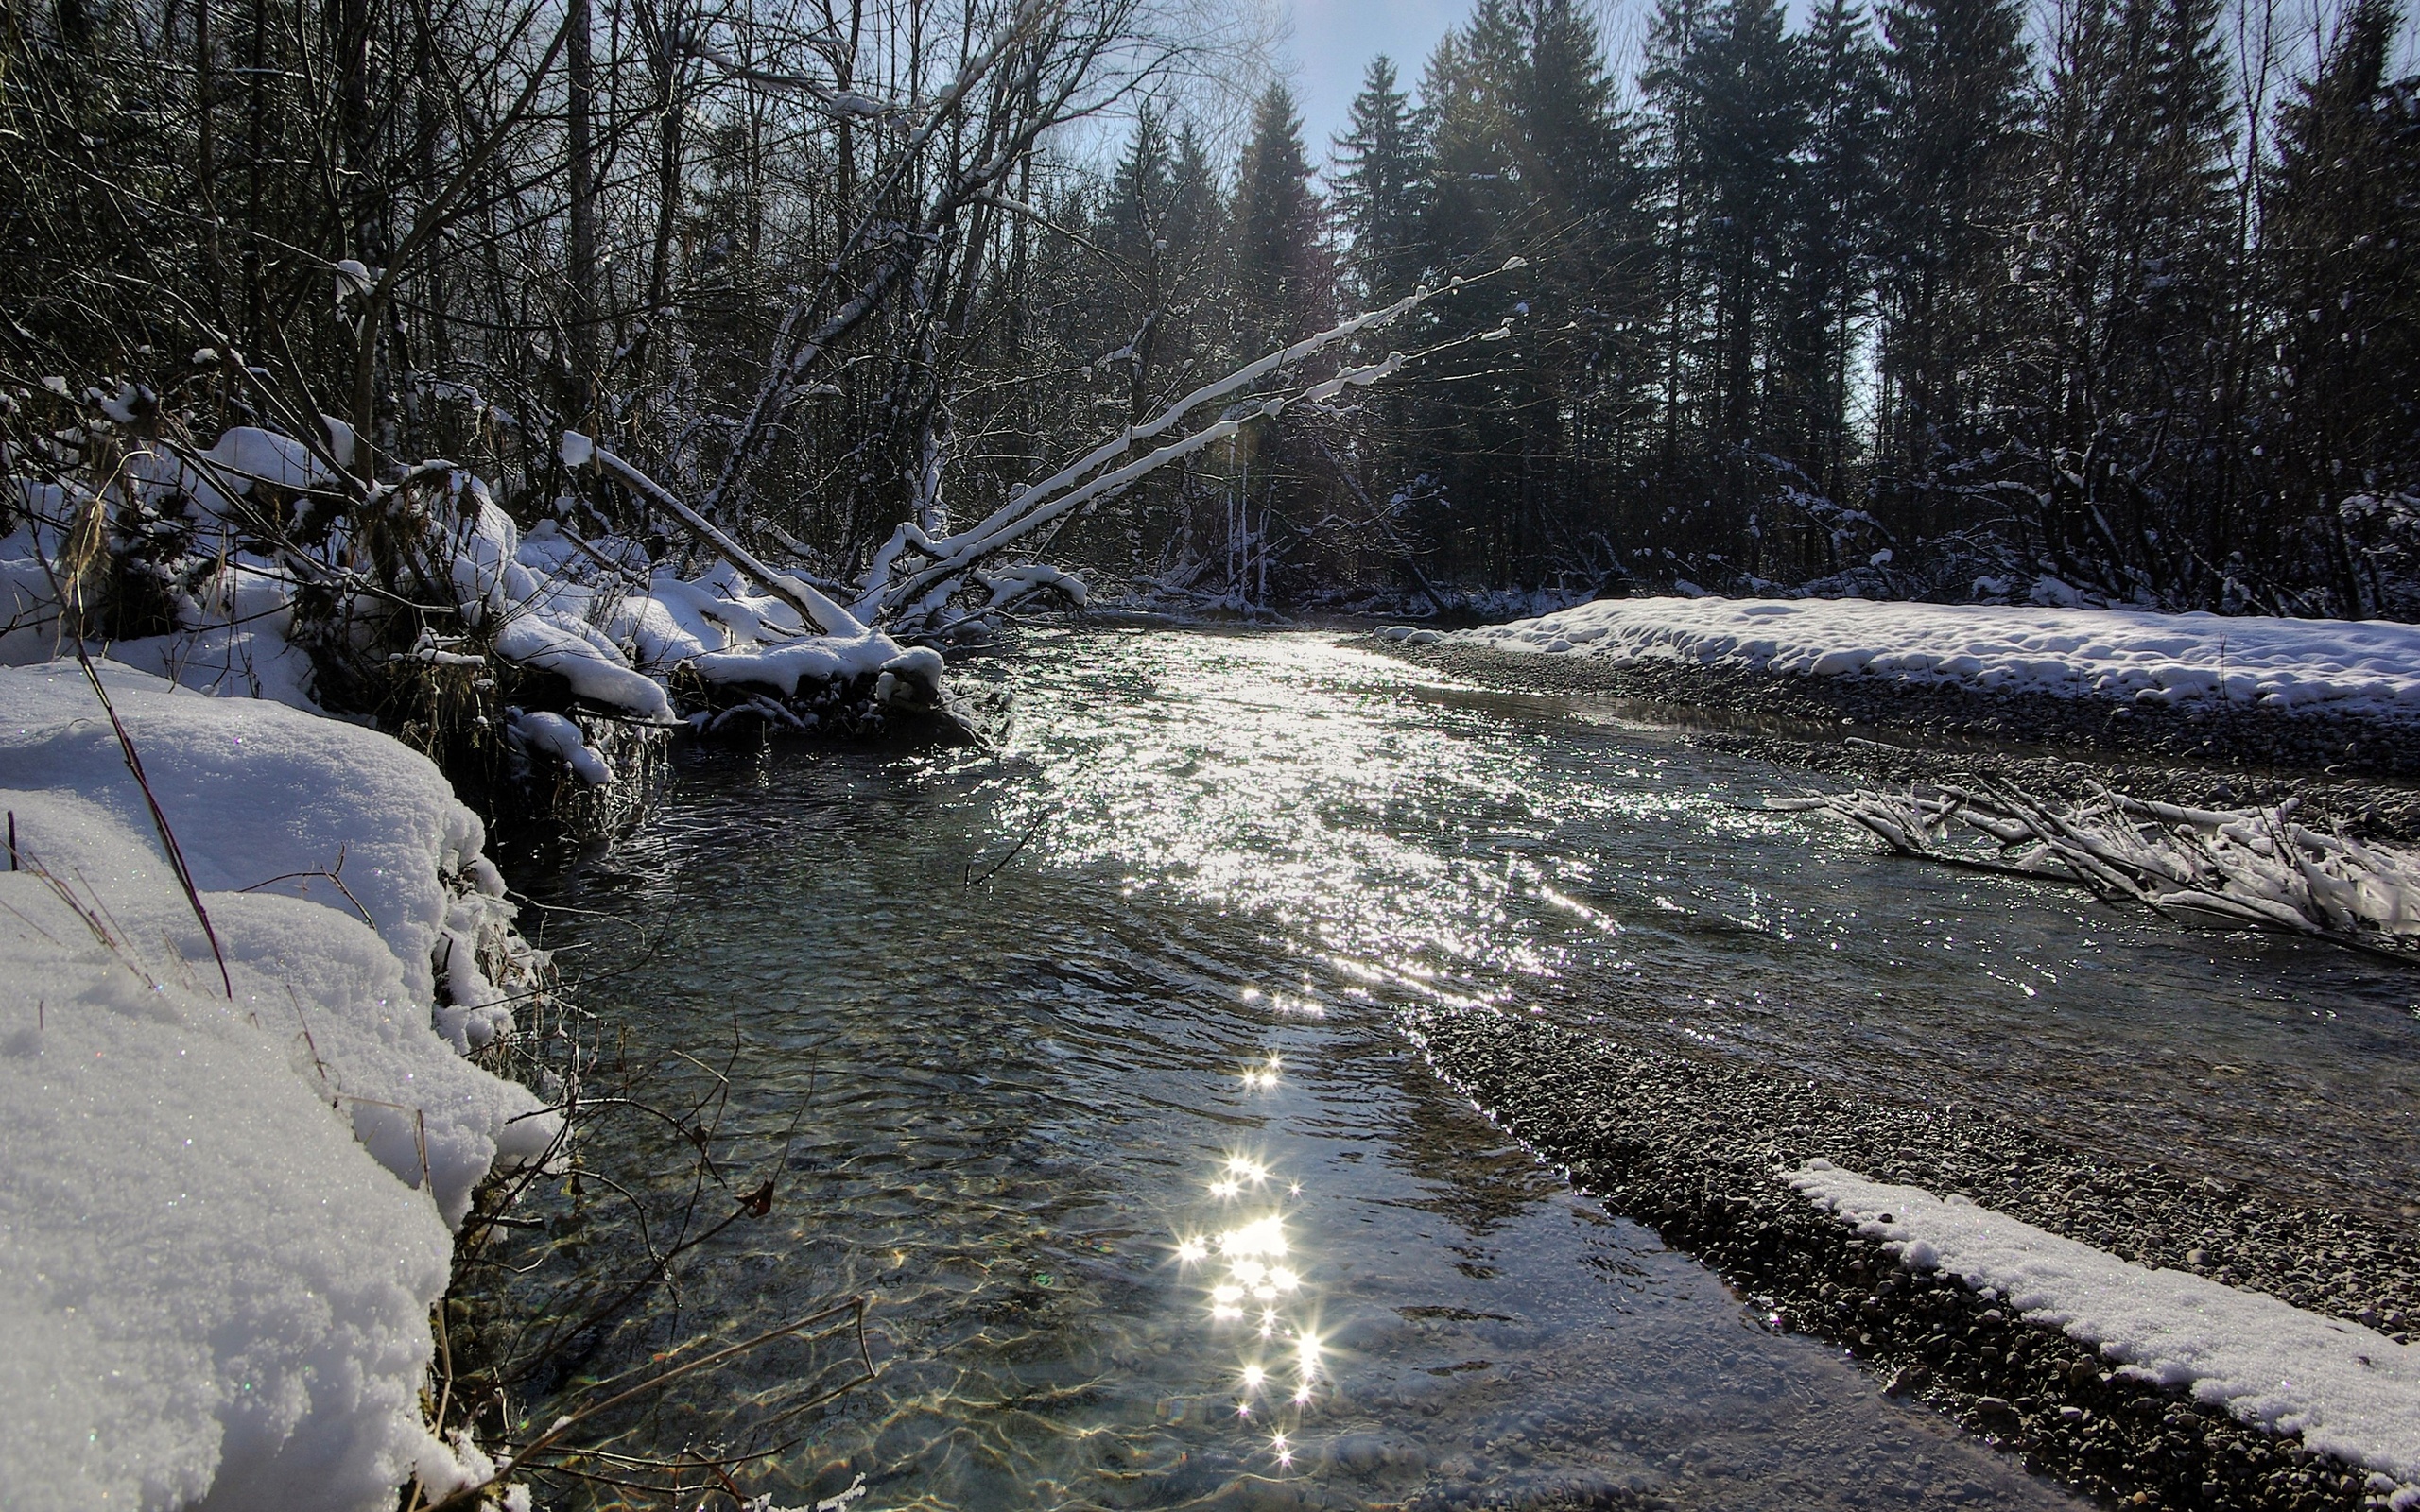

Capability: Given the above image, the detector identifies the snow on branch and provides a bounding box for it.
[1775,782,2420,963]
[573,432,866,638]
[852,277,1496,630]
[578,261,1516,641]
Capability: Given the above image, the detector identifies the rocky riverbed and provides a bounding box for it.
[1367,635,2420,796]
[1408,1007,2412,1512]
[1362,631,2420,1512]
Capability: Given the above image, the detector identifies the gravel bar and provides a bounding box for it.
[1406,1006,2417,1512]
[1369,637,2420,788]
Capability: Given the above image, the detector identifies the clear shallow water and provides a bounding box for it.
[487,628,2420,1509]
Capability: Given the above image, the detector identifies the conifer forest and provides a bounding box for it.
[7,0,2419,624]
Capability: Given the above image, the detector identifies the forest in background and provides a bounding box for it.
[6,0,2419,627]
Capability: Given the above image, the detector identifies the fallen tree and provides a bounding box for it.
[0,268,1514,808]
[1773,781,2420,965]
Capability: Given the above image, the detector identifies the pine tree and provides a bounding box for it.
[1333,56,1429,301]
[1871,0,2031,534]
[2264,0,2420,612]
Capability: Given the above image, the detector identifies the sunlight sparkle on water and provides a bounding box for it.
[1170,1148,1329,1468]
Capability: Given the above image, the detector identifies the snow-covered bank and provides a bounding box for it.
[0,661,558,1511]
[1790,1162,2420,1502]
[1414,596,2420,717]
[4,425,960,795]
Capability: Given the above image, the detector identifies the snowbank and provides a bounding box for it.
[0,662,557,1511]
[1789,1162,2420,1497]
[7,436,935,759]
[1442,596,2420,716]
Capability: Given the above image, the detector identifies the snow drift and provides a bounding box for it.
[0,661,558,1511]
[1790,1162,2420,1501]
[1435,595,2420,717]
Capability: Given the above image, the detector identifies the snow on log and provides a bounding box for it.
[509,708,615,785]
[0,661,558,1510]
[1783,782,2420,959]
[1789,1162,2420,1503]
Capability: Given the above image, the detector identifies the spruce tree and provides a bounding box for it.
[1871,0,2031,534]
[1641,0,1720,493]
[2264,0,2420,612]
[1333,56,1430,301]
[1692,0,1813,465]
[1227,83,1334,599]
[2019,0,2237,597]
[1779,0,1882,517]
[1234,83,1327,346]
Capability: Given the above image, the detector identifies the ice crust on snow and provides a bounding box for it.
[0,662,556,1511]
[1789,1163,2420,1492]
[1458,595,2420,715]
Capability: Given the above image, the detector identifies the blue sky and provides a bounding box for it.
[1280,0,1471,161]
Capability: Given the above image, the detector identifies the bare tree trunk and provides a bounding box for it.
[566,0,597,426]
[243,0,267,347]
[641,0,688,373]
[196,0,222,307]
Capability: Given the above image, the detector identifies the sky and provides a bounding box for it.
[1280,0,1470,162]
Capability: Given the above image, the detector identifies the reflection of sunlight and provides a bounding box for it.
[1169,1148,1334,1473]
[1239,1052,1283,1090]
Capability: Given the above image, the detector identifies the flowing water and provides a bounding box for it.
[488,628,2420,1511]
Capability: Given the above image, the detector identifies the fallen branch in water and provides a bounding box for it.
[1772,781,2420,966]
[418,1297,875,1511]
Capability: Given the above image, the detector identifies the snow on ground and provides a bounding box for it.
[1789,1162,2420,1501]
[1420,596,2420,716]
[0,661,557,1511]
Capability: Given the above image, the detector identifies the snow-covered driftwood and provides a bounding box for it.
[1774,782,2420,962]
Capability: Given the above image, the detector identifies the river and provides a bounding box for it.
[479,628,2420,1511]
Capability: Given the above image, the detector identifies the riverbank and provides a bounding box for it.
[1357,618,2420,1510]
[0,661,557,1511]
[1366,633,2420,834]
[1408,1006,2415,1512]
